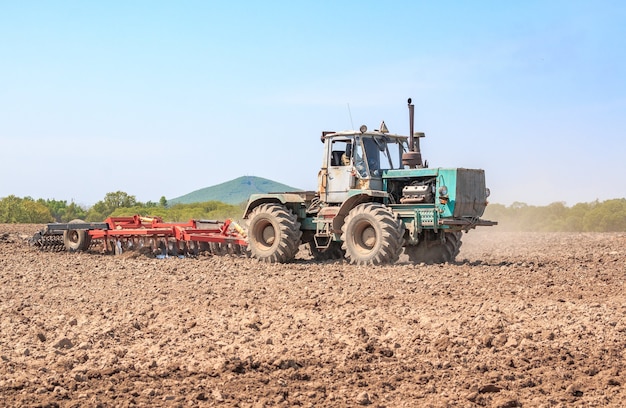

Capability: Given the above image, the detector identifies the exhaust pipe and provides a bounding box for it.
[402,98,423,168]
[409,98,414,152]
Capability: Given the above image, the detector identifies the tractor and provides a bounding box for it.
[243,99,496,265]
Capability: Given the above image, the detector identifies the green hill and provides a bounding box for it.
[168,176,302,205]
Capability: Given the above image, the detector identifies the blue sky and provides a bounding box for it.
[1,1,624,207]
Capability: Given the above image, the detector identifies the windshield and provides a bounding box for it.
[354,136,404,177]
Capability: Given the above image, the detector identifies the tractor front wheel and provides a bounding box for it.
[341,203,404,265]
[247,203,302,263]
[405,230,462,264]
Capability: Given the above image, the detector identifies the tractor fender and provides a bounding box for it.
[243,193,308,219]
[331,192,387,233]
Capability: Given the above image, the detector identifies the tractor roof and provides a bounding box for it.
[323,130,409,141]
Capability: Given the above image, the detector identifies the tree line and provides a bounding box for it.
[483,199,626,232]
[0,192,242,224]
[1,192,625,232]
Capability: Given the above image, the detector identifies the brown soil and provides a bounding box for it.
[1,224,625,407]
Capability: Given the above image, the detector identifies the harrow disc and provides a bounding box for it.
[192,241,249,257]
[30,230,66,252]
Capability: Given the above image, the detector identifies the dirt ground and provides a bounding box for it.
[1,224,625,407]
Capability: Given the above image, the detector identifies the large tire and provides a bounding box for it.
[309,240,345,261]
[340,203,404,265]
[405,230,462,264]
[247,203,302,263]
[63,219,91,252]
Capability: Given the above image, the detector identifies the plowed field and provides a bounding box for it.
[1,224,625,407]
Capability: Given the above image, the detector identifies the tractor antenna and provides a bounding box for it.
[347,103,354,130]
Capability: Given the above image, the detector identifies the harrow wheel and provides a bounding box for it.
[247,203,301,263]
[341,203,404,265]
[63,219,91,252]
[405,230,462,264]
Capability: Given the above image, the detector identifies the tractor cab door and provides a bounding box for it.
[352,136,387,191]
[323,139,355,203]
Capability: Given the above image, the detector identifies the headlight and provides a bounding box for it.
[438,186,448,196]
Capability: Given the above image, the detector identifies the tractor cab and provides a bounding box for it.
[318,126,409,203]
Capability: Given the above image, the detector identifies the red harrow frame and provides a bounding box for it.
[31,215,248,256]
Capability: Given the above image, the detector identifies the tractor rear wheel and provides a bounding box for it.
[341,203,404,265]
[247,203,302,263]
[63,219,91,252]
[405,230,462,264]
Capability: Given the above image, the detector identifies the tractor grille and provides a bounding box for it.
[454,169,487,218]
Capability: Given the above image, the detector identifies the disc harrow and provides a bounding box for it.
[31,215,248,257]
